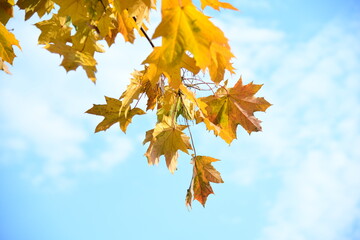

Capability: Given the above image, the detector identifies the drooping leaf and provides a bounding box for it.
[44,43,98,82]
[0,22,20,65]
[120,70,147,109]
[86,96,145,133]
[116,10,136,43]
[186,155,223,207]
[143,116,192,173]
[198,77,271,144]
[151,0,234,84]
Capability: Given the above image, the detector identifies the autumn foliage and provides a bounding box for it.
[0,0,271,207]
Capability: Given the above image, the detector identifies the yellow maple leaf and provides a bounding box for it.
[45,43,97,82]
[199,77,271,144]
[186,155,223,207]
[0,22,21,65]
[200,0,238,11]
[142,48,201,89]
[151,0,234,84]
[116,10,136,43]
[120,70,147,109]
[71,21,105,55]
[86,96,145,133]
[96,8,117,40]
[113,0,154,26]
[143,116,192,174]
[35,14,72,44]
[53,0,88,24]
[16,0,54,20]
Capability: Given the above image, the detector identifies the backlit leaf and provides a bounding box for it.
[35,14,71,44]
[0,22,20,65]
[53,0,88,24]
[86,96,145,133]
[200,0,237,10]
[143,116,192,173]
[17,0,54,20]
[199,77,271,144]
[186,155,223,207]
[45,43,98,82]
[152,0,234,83]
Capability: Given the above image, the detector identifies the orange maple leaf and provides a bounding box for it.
[186,155,224,207]
[199,77,271,144]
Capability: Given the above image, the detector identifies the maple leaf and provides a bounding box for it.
[186,155,223,207]
[199,77,271,144]
[0,0,14,24]
[142,47,182,88]
[71,21,105,55]
[116,10,136,43]
[96,8,117,41]
[0,22,21,65]
[120,70,147,109]
[45,43,98,82]
[53,0,89,24]
[143,116,192,173]
[16,0,54,20]
[113,0,154,26]
[35,14,72,44]
[200,0,238,11]
[86,96,145,133]
[156,87,179,121]
[142,48,201,89]
[150,0,234,84]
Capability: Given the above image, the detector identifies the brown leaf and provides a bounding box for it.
[186,155,223,207]
[199,76,271,144]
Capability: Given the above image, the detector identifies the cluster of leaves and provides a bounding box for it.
[0,0,271,207]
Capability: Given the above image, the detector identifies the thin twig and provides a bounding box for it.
[133,91,146,109]
[132,16,155,48]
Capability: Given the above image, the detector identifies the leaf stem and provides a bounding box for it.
[132,17,155,48]
[133,91,146,109]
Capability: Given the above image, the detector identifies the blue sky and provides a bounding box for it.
[1,0,360,239]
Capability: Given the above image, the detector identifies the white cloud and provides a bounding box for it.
[215,14,360,240]
[261,148,360,240]
[256,21,360,240]
[74,135,133,172]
